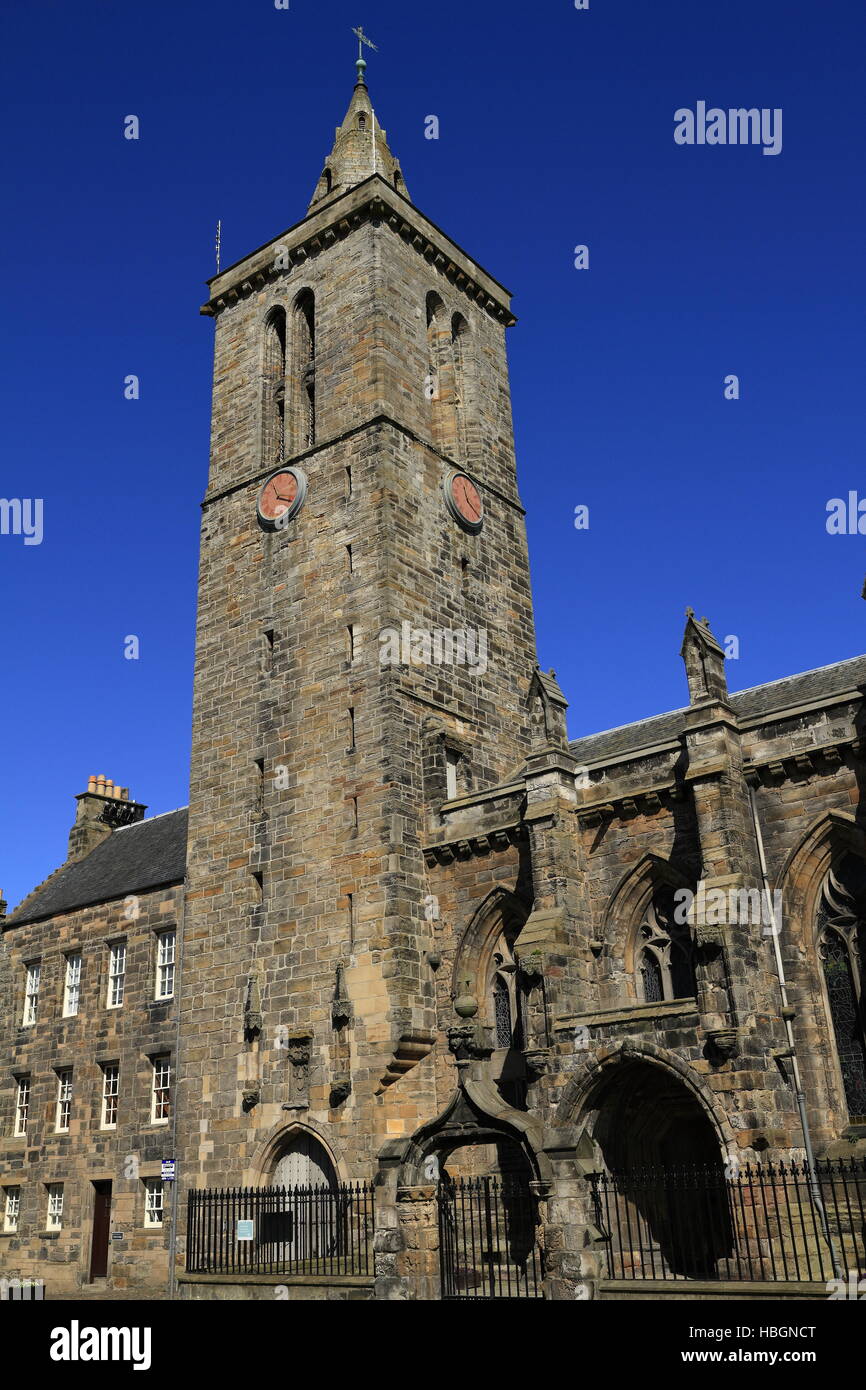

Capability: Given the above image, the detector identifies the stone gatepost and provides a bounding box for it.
[373,1141,441,1300]
[540,1130,603,1300]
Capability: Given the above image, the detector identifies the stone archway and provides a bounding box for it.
[580,1056,732,1278]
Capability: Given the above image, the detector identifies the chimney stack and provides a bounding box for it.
[67,775,147,862]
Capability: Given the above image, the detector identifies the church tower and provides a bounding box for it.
[176,56,539,1199]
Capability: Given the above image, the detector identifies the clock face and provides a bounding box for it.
[444,471,484,533]
[256,467,307,531]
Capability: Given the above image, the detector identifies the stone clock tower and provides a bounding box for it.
[176,60,539,1202]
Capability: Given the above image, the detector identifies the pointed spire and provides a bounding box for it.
[308,61,409,214]
[680,608,728,705]
[526,663,569,750]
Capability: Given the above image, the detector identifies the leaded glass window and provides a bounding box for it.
[636,892,696,1004]
[489,930,521,1051]
[817,858,866,1122]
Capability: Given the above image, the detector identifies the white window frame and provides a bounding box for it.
[55,1070,73,1133]
[3,1187,20,1233]
[107,940,126,1009]
[155,931,176,1001]
[151,1055,171,1124]
[13,1077,30,1137]
[46,1184,63,1231]
[100,1064,119,1130]
[62,952,82,1018]
[22,962,40,1027]
[143,1178,164,1228]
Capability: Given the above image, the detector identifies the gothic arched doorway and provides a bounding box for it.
[260,1130,341,1262]
[584,1058,732,1278]
[271,1131,337,1190]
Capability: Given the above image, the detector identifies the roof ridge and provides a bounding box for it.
[728,653,866,703]
[570,704,688,746]
[113,805,189,833]
[569,652,866,749]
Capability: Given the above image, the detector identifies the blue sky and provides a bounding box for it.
[1,0,864,909]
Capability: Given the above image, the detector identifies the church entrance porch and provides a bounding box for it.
[584,1056,732,1279]
[437,1142,543,1299]
[576,1056,865,1285]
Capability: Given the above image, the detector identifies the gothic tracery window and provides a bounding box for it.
[817,856,866,1122]
[489,930,521,1050]
[636,893,696,1004]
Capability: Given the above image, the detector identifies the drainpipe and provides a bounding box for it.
[167,888,186,1301]
[747,785,842,1278]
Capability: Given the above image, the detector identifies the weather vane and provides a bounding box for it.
[351,25,377,82]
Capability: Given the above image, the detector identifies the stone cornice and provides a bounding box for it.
[423,822,526,867]
[555,998,700,1032]
[575,782,683,828]
[200,176,515,326]
[744,738,859,787]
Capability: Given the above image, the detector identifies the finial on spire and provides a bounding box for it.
[351,25,377,85]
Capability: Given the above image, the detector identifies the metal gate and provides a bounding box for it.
[438,1174,544,1299]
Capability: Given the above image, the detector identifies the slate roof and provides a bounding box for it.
[6,808,189,928]
[569,655,866,767]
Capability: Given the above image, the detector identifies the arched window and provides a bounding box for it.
[489,930,521,1050]
[636,893,696,1004]
[451,313,469,463]
[262,307,287,464]
[357,113,366,130]
[291,290,316,451]
[817,857,866,1121]
[426,291,445,407]
[394,170,403,191]
[323,167,333,192]
[426,292,460,454]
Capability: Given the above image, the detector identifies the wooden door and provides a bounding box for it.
[89,1181,112,1280]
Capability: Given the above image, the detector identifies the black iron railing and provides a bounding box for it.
[438,1175,544,1299]
[186,1182,374,1278]
[588,1158,866,1282]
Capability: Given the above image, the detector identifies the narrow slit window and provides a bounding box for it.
[445,748,461,801]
